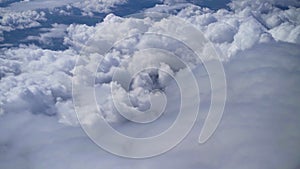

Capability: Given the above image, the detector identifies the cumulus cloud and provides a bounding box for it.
[0,46,76,117]
[5,0,127,14]
[175,1,300,57]
[0,0,300,169]
[229,0,300,10]
[1,42,300,169]
[26,23,68,45]
[0,10,46,33]
[71,0,127,14]
[269,22,300,44]
[64,14,153,53]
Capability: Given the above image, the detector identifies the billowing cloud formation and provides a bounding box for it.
[0,0,128,43]
[0,10,46,41]
[0,46,76,116]
[26,23,68,45]
[71,0,127,14]
[0,0,300,169]
[174,0,300,58]
[5,0,126,13]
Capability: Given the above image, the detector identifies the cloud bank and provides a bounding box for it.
[0,0,300,168]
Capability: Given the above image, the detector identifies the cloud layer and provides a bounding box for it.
[0,0,300,168]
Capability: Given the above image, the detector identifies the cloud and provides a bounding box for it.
[269,22,300,44]
[229,0,300,10]
[5,0,127,14]
[26,23,68,45]
[6,0,82,11]
[0,10,46,32]
[0,46,76,116]
[1,42,300,169]
[71,0,127,14]
[175,1,299,58]
[0,0,300,169]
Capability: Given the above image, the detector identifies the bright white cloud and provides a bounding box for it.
[26,23,68,44]
[0,10,46,32]
[72,0,127,14]
[0,0,300,169]
[6,0,127,13]
[0,46,76,116]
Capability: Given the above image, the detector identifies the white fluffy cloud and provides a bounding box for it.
[229,0,300,10]
[0,0,129,42]
[0,10,46,31]
[0,46,76,116]
[0,0,300,169]
[1,42,300,169]
[26,23,68,45]
[71,0,127,14]
[175,1,300,58]
[5,0,127,14]
[269,22,300,44]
